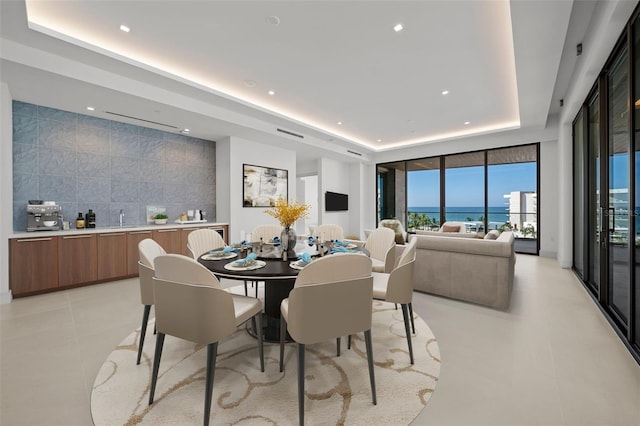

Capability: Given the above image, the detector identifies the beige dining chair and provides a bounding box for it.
[187,228,226,259]
[365,226,396,273]
[149,254,264,426]
[279,253,376,426]
[372,237,417,364]
[251,224,282,242]
[136,238,166,365]
[314,223,345,241]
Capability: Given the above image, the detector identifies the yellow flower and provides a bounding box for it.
[265,197,310,228]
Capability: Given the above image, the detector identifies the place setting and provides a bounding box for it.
[200,245,239,260]
[223,252,266,271]
[289,252,313,270]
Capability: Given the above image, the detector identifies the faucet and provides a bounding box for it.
[119,209,124,227]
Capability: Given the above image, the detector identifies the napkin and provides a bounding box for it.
[330,246,349,253]
[222,246,239,253]
[334,240,349,247]
[272,236,280,244]
[234,253,257,266]
[297,252,312,265]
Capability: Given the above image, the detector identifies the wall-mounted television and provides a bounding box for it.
[325,191,348,211]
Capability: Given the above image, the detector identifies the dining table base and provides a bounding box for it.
[246,278,295,342]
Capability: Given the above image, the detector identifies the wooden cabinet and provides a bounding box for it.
[126,230,153,275]
[152,228,182,254]
[97,232,127,280]
[58,234,98,287]
[9,236,59,296]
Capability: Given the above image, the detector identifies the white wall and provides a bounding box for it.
[217,136,297,242]
[318,157,352,234]
[539,139,559,258]
[301,175,318,234]
[1,82,13,303]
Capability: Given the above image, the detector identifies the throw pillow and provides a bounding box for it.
[380,219,405,244]
[484,230,500,240]
[442,224,460,233]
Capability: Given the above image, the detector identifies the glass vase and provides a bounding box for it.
[281,226,297,257]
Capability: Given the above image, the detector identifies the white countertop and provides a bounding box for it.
[10,222,229,239]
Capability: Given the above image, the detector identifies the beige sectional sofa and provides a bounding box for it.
[410,231,515,309]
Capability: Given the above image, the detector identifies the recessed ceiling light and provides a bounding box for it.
[394,24,403,32]
[86,106,95,111]
[441,90,449,95]
[268,90,275,95]
[377,139,382,142]
[119,25,130,33]
[244,80,257,88]
[180,129,190,134]
[337,121,343,125]
[464,121,470,125]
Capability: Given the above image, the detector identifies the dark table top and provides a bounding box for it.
[199,240,366,280]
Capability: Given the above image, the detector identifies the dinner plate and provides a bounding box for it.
[224,260,267,271]
[332,243,358,250]
[289,261,310,270]
[201,252,238,261]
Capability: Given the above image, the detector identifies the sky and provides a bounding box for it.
[407,162,537,207]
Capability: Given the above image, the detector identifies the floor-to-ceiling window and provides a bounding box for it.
[377,143,539,254]
[573,7,640,363]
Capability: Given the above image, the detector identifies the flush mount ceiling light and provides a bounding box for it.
[119,24,130,33]
[265,15,280,26]
[393,23,403,32]
[441,90,450,95]
[86,106,95,111]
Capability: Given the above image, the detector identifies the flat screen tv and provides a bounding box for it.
[325,191,348,211]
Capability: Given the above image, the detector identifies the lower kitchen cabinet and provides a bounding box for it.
[58,234,98,287]
[152,228,182,254]
[126,230,153,275]
[9,236,59,296]
[97,232,127,280]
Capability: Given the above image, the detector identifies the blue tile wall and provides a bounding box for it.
[12,101,216,231]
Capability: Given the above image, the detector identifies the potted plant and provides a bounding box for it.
[154,213,169,225]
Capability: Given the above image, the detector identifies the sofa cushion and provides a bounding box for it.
[379,219,406,244]
[442,224,460,233]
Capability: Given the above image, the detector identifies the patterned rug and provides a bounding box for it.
[91,300,440,425]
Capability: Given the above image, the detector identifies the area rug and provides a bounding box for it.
[91,300,440,425]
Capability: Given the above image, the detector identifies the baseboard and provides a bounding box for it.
[539,250,557,259]
[1,289,13,304]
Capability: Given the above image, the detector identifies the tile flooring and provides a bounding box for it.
[1,255,639,425]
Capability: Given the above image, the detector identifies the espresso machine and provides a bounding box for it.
[27,200,62,231]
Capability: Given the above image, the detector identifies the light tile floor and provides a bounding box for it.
[1,255,639,425]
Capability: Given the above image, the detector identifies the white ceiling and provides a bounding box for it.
[1,0,582,164]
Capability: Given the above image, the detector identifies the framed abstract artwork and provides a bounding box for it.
[243,163,288,207]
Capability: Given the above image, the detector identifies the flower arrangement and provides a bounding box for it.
[265,197,310,228]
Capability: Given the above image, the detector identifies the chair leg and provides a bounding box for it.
[243,280,248,296]
[364,329,377,405]
[297,343,306,426]
[255,281,259,298]
[394,303,398,310]
[204,342,218,426]
[348,334,352,350]
[149,332,165,405]
[254,314,264,372]
[336,337,341,356]
[279,315,286,372]
[401,304,414,365]
[137,304,151,365]
[409,302,415,334]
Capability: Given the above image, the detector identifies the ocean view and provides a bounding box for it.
[408,206,511,225]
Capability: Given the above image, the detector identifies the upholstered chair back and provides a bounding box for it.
[187,228,226,259]
[251,224,282,242]
[138,238,166,268]
[314,223,345,241]
[153,253,222,289]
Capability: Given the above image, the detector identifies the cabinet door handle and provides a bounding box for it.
[62,235,94,239]
[129,231,152,235]
[100,233,125,237]
[16,237,53,242]
[157,229,178,233]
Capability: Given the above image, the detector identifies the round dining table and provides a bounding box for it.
[199,240,334,341]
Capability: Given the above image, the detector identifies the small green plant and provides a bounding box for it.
[154,214,168,219]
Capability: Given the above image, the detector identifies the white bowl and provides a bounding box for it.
[154,219,168,225]
[43,221,56,227]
